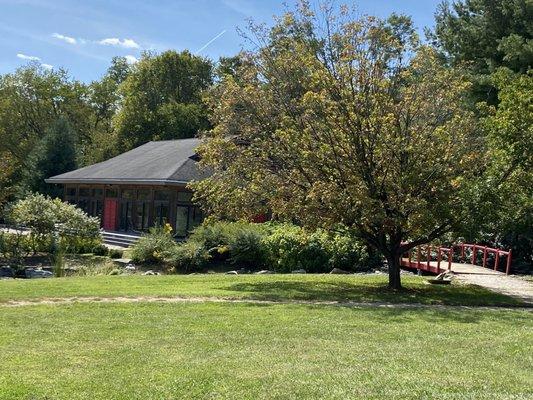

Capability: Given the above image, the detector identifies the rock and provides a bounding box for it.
[125,265,136,271]
[142,270,157,276]
[0,266,14,278]
[255,270,273,274]
[113,258,133,266]
[225,270,238,275]
[25,268,52,279]
[291,269,306,274]
[329,268,351,274]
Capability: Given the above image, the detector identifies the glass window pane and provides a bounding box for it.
[154,190,171,201]
[177,191,193,203]
[175,206,189,237]
[79,187,91,197]
[135,202,150,231]
[188,206,203,231]
[155,203,169,226]
[93,188,104,197]
[138,189,151,200]
[122,189,135,199]
[106,188,118,198]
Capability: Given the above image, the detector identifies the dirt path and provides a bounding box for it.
[446,263,533,305]
[1,295,531,311]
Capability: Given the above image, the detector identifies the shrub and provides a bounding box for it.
[228,228,268,268]
[108,249,123,259]
[130,227,176,264]
[0,231,32,263]
[7,193,102,254]
[164,241,210,272]
[325,232,370,272]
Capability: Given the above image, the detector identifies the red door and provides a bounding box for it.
[103,198,118,231]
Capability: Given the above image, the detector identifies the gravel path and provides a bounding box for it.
[449,262,533,305]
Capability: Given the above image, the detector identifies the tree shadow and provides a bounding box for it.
[222,279,521,307]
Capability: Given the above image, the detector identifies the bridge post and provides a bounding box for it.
[471,245,476,265]
[437,248,442,274]
[427,246,431,271]
[482,246,488,268]
[506,250,512,275]
[417,246,421,269]
[448,247,452,271]
[494,251,500,271]
[461,243,465,261]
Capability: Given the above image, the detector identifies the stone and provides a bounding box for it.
[225,270,238,275]
[291,269,306,274]
[113,258,133,266]
[329,268,351,274]
[255,270,273,274]
[125,265,136,271]
[0,266,14,278]
[25,268,52,279]
[142,270,158,276]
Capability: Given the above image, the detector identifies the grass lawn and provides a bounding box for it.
[0,275,531,399]
[0,273,524,306]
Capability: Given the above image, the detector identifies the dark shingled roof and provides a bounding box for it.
[45,138,210,186]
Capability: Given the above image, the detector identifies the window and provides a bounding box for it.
[154,190,171,201]
[121,189,135,199]
[154,203,169,226]
[138,189,151,200]
[135,201,150,231]
[106,188,118,198]
[79,187,91,197]
[93,188,104,197]
[66,186,77,196]
[175,206,204,237]
[177,191,193,203]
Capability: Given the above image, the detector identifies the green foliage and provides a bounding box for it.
[130,227,177,264]
[7,193,102,254]
[432,0,532,75]
[114,50,212,151]
[0,231,32,263]
[164,241,211,273]
[23,117,77,197]
[264,224,369,273]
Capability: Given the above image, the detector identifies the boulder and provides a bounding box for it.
[255,270,273,274]
[0,266,14,278]
[225,270,238,275]
[329,268,351,274]
[291,269,306,274]
[25,268,53,279]
[125,265,136,271]
[142,270,159,276]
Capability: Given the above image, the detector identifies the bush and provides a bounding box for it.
[0,231,32,263]
[6,193,102,254]
[108,249,123,259]
[130,227,177,264]
[164,241,211,272]
[228,228,268,268]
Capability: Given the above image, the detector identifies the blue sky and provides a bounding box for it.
[0,0,443,82]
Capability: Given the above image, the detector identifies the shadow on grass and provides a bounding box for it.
[223,279,521,307]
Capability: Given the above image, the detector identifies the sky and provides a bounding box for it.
[0,0,443,82]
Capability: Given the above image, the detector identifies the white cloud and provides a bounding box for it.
[52,33,77,44]
[98,38,140,49]
[17,53,41,61]
[124,55,138,64]
[41,63,54,70]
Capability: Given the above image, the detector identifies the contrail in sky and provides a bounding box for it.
[195,30,226,54]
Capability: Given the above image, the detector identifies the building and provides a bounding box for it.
[45,138,209,237]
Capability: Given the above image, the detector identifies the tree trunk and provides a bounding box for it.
[386,253,402,290]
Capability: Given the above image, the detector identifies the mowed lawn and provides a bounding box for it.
[0,275,531,400]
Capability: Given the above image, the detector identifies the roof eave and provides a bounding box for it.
[44,178,191,186]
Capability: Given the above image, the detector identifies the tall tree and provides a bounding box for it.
[430,0,532,102]
[193,4,483,289]
[24,117,77,198]
[114,50,213,151]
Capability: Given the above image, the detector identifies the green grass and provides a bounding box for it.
[1,275,530,399]
[0,302,531,400]
[0,274,524,306]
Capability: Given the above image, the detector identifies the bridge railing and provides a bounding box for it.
[457,243,512,274]
[402,243,513,275]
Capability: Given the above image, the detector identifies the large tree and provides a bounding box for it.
[193,5,484,289]
[114,50,213,151]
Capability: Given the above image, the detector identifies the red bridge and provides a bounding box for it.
[401,243,513,275]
